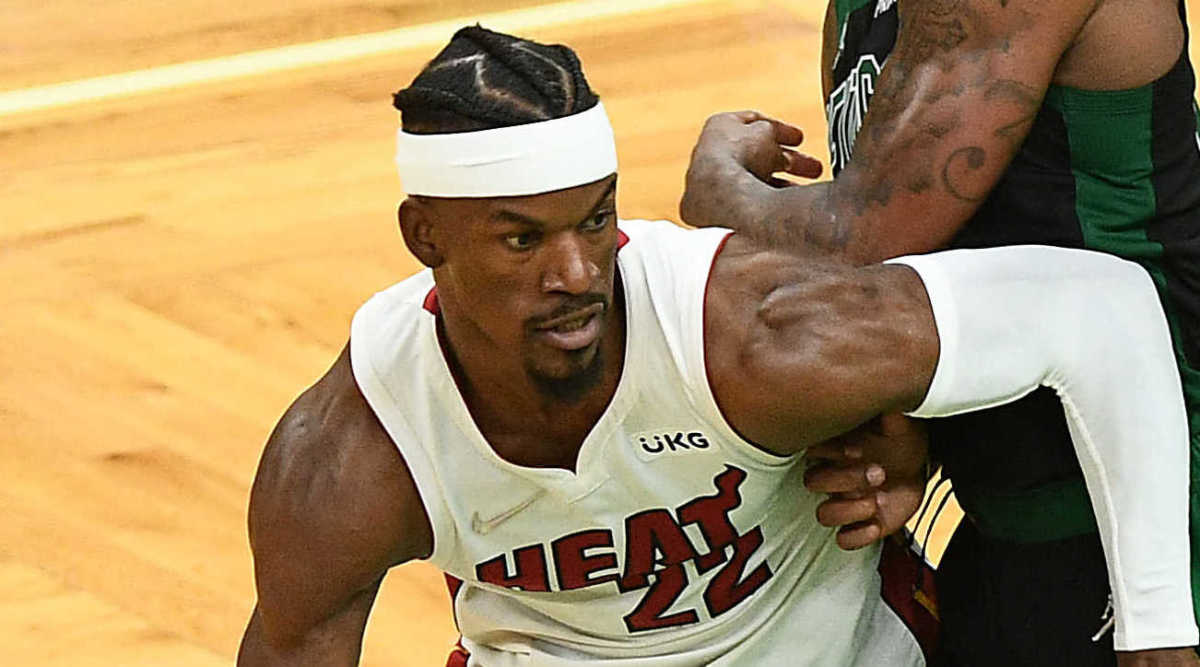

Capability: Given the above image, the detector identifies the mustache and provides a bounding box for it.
[526,293,609,329]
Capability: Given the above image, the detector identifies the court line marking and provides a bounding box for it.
[0,0,717,118]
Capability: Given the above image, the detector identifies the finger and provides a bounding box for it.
[781,150,824,179]
[804,440,864,464]
[729,110,804,146]
[804,462,886,493]
[749,118,804,147]
[816,496,878,527]
[836,521,884,550]
[730,110,767,124]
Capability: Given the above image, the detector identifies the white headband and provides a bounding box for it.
[395,102,617,198]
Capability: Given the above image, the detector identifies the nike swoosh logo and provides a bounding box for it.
[471,489,547,535]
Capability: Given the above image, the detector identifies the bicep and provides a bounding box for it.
[243,465,393,661]
[705,246,938,454]
[241,362,431,661]
[831,0,1096,260]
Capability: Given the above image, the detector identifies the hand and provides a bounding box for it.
[680,111,823,231]
[1116,648,1200,666]
[803,413,929,550]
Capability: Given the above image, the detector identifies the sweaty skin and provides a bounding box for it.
[238,175,945,665]
[680,0,1185,263]
[680,0,1199,663]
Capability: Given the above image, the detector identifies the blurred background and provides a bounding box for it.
[2,1,1197,664]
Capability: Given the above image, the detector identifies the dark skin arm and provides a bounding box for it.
[689,0,1187,578]
[820,1,838,104]
[702,235,936,549]
[702,5,1197,658]
[702,234,938,455]
[704,237,1200,664]
[238,346,433,666]
[681,0,1183,264]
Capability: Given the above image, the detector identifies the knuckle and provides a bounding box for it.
[747,121,773,140]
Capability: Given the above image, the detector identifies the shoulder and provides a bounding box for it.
[616,219,733,289]
[617,219,731,254]
[249,345,433,608]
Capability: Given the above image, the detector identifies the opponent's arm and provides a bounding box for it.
[682,0,1096,263]
[238,348,433,666]
[820,1,838,104]
[704,238,1197,650]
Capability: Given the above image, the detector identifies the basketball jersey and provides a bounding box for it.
[350,219,923,665]
[827,0,1200,616]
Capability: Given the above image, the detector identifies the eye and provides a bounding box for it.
[581,210,615,232]
[504,231,540,250]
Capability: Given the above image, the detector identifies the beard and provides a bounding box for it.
[526,344,606,403]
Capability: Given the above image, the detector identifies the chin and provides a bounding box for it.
[527,346,605,403]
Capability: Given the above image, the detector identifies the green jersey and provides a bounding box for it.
[828,0,1200,617]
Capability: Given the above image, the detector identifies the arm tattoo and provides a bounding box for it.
[833,0,1039,233]
[909,0,971,62]
[755,0,1044,260]
[941,146,989,202]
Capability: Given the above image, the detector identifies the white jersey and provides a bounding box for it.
[350,219,923,666]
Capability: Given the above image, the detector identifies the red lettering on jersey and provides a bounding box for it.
[623,564,699,632]
[475,544,550,592]
[469,464,771,634]
[552,529,619,591]
[703,526,772,617]
[619,509,700,591]
[677,465,745,572]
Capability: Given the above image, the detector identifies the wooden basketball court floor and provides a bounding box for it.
[3,1,1198,664]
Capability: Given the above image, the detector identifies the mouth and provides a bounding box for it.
[532,302,606,351]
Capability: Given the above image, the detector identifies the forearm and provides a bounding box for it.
[890,246,1197,650]
[687,0,1088,264]
[727,177,947,265]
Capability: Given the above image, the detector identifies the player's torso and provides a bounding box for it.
[351,219,922,665]
[827,0,1200,525]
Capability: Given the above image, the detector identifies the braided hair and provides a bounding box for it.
[393,25,600,134]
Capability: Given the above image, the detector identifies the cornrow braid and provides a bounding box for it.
[393,25,600,134]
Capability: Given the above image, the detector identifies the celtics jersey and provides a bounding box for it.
[827,0,1200,616]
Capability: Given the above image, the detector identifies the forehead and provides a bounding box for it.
[427,174,617,223]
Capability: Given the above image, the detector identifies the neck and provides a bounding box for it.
[435,282,626,470]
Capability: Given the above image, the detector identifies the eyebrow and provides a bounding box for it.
[493,179,617,226]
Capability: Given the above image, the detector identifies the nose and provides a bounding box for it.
[541,234,599,295]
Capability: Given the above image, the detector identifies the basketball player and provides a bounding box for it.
[238,28,1197,666]
[679,0,1200,664]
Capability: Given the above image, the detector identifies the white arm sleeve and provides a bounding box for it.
[888,245,1197,651]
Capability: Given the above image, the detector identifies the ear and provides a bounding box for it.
[398,198,444,268]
